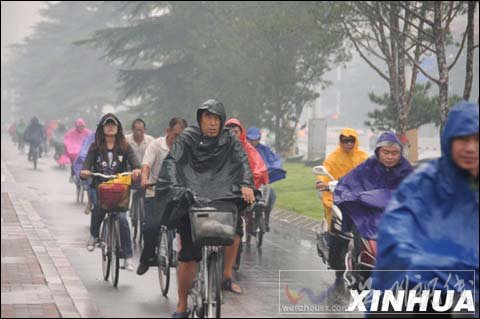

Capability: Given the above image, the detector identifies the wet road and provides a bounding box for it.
[2,137,352,318]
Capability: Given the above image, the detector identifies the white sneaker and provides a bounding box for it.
[86,236,97,252]
[124,258,134,272]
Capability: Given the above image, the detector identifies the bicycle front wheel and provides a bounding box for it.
[111,218,120,287]
[100,221,111,281]
[157,228,170,296]
[206,252,221,318]
[255,213,265,248]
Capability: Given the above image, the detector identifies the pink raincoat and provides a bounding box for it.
[63,118,91,163]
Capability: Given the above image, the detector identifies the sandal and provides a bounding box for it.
[222,278,243,294]
[172,308,191,318]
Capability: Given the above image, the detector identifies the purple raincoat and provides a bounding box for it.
[333,131,413,239]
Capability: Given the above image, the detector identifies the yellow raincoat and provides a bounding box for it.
[316,128,368,227]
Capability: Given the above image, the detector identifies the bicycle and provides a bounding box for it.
[233,214,246,272]
[141,179,178,296]
[130,187,145,246]
[92,172,133,288]
[188,200,237,318]
[29,143,40,170]
[246,185,271,248]
[157,225,177,296]
[74,175,88,204]
[18,139,25,153]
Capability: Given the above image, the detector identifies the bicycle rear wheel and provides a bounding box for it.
[134,197,144,246]
[100,221,111,281]
[206,252,221,318]
[76,182,81,203]
[132,193,143,246]
[32,147,38,170]
[132,198,139,243]
[80,183,85,204]
[157,228,171,296]
[111,219,120,287]
[138,198,144,246]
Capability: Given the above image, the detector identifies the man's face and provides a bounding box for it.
[248,138,260,147]
[166,123,185,149]
[103,121,118,136]
[378,145,402,168]
[451,134,479,176]
[229,125,242,139]
[132,122,145,140]
[200,111,221,137]
[340,135,355,153]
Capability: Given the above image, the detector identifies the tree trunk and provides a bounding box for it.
[434,2,450,125]
[274,110,281,154]
[396,3,408,136]
[463,1,475,101]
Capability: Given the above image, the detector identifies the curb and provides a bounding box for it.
[270,208,321,238]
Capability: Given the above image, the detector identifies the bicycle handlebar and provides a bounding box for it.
[90,172,133,179]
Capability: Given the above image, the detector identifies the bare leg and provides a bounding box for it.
[223,235,242,293]
[176,261,196,313]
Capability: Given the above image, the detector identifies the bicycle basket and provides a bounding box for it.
[189,201,237,246]
[97,174,132,212]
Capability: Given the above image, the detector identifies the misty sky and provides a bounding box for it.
[1,1,45,62]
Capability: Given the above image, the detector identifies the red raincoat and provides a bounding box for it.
[225,118,269,189]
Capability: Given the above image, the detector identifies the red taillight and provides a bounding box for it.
[359,251,376,266]
[369,240,377,256]
[359,239,377,266]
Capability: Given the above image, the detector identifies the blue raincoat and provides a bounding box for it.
[333,131,413,239]
[373,102,479,306]
[255,143,286,183]
[73,132,95,178]
[247,127,286,183]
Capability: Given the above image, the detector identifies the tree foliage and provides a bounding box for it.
[77,1,350,154]
[7,1,120,125]
[365,82,462,132]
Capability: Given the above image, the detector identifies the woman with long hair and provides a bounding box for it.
[81,113,141,271]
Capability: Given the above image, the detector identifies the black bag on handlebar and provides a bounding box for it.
[189,200,238,246]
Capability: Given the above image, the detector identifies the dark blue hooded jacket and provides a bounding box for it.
[373,102,479,303]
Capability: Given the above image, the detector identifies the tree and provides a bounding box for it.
[6,1,120,124]
[462,1,477,101]
[343,1,477,137]
[399,1,477,125]
[365,82,462,132]
[76,1,350,155]
[341,1,430,141]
